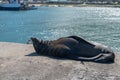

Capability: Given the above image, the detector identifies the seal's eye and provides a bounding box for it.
[102,49,112,53]
[101,49,108,53]
[105,51,109,53]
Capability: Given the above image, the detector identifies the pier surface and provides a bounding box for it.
[0,42,120,80]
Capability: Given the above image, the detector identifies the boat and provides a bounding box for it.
[0,0,37,10]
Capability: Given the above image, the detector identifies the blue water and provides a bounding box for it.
[0,6,120,52]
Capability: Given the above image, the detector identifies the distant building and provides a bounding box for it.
[27,0,120,4]
[49,0,67,1]
[47,0,83,3]
[29,0,48,3]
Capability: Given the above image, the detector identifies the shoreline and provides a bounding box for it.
[29,3,120,8]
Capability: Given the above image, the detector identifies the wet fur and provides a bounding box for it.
[31,36,115,63]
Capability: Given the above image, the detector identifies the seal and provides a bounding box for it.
[31,36,115,63]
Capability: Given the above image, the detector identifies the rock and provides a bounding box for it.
[0,42,120,80]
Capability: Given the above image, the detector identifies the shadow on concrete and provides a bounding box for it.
[26,52,114,64]
[25,52,68,61]
[25,52,39,56]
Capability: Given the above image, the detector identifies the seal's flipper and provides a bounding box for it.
[31,37,41,53]
[66,53,103,62]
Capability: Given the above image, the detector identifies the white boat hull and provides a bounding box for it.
[0,3,37,10]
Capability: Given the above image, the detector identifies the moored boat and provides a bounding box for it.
[0,0,37,10]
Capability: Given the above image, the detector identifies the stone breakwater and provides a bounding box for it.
[29,3,120,8]
[0,42,120,80]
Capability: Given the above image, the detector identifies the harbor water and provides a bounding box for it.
[0,6,120,52]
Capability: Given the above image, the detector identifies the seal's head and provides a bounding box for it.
[102,48,115,63]
[95,52,115,63]
[98,46,115,63]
